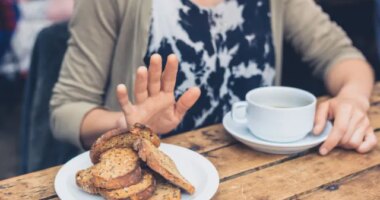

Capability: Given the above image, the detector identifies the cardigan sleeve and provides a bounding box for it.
[50,0,123,148]
[283,0,366,80]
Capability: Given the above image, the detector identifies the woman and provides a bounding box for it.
[51,0,377,156]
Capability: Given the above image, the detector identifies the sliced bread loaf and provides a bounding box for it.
[90,124,160,164]
[76,168,99,194]
[92,148,142,189]
[100,171,156,200]
[148,177,181,200]
[134,139,195,194]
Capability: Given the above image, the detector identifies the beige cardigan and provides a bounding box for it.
[50,0,365,148]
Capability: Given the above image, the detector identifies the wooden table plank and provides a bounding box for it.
[205,144,287,180]
[1,83,380,199]
[212,140,380,200]
[0,166,59,200]
[0,125,235,200]
[162,124,235,153]
[300,166,380,200]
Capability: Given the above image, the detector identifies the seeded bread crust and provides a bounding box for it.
[100,171,156,200]
[134,139,195,194]
[148,178,181,200]
[76,168,99,194]
[90,124,160,164]
[92,148,142,189]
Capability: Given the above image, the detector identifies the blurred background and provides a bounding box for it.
[0,0,378,179]
[0,0,73,179]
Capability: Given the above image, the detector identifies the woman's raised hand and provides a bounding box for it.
[116,54,201,134]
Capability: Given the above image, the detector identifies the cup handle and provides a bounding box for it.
[232,101,248,124]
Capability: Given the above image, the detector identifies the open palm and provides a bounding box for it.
[116,54,201,134]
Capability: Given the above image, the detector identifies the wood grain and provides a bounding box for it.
[0,125,234,199]
[163,124,235,153]
[0,166,60,200]
[204,144,287,180]
[213,143,380,200]
[301,166,380,200]
[2,83,380,199]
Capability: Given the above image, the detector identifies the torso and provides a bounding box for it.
[144,0,275,135]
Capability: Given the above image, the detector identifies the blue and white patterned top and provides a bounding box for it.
[144,0,275,135]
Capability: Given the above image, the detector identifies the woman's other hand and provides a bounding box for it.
[314,94,377,155]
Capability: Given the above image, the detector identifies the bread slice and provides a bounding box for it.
[148,177,181,200]
[100,171,156,200]
[92,148,142,189]
[76,168,99,194]
[90,124,160,164]
[134,139,195,194]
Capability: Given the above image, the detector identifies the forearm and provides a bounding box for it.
[80,108,123,149]
[326,59,374,103]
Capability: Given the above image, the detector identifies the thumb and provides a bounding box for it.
[175,87,201,119]
[313,101,330,135]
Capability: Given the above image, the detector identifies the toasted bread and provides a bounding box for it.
[148,177,181,200]
[76,168,99,194]
[100,171,156,200]
[92,148,142,189]
[90,124,160,164]
[134,139,195,194]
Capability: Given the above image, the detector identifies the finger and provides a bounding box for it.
[116,84,132,112]
[319,105,352,155]
[340,112,365,145]
[357,130,378,153]
[346,120,369,149]
[313,102,329,135]
[175,87,201,119]
[148,54,163,96]
[134,66,149,104]
[162,54,179,93]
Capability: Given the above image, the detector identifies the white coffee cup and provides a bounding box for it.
[232,86,317,143]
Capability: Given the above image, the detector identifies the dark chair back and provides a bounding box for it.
[21,22,80,173]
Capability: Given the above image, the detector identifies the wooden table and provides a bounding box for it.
[2,84,380,200]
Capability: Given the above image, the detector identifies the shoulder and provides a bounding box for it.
[73,0,130,19]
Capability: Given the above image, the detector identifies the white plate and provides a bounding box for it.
[223,111,332,154]
[55,143,219,200]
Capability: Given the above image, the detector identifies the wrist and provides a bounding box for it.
[80,109,124,149]
[115,112,127,129]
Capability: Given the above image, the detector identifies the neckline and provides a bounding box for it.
[186,0,227,11]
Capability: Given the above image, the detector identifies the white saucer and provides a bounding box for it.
[55,144,219,200]
[223,111,332,154]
